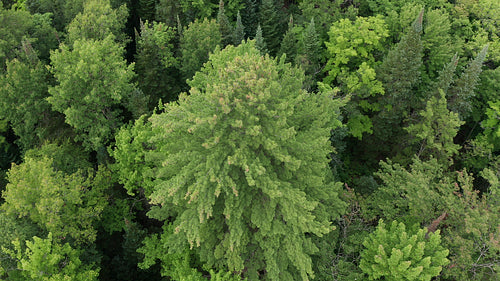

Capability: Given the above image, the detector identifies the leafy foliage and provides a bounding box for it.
[1,156,108,244]
[48,35,135,151]
[180,18,221,81]
[5,233,99,281]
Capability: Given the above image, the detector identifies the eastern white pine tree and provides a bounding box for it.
[113,41,346,280]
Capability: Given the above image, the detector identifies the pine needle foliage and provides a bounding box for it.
[360,220,449,281]
[123,41,347,280]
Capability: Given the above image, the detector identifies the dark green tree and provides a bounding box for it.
[135,20,179,110]
[155,0,182,27]
[217,0,233,47]
[448,45,488,119]
[278,15,297,64]
[0,45,55,151]
[300,18,322,84]
[114,41,347,280]
[259,0,283,56]
[241,0,258,39]
[377,8,424,120]
[232,11,245,46]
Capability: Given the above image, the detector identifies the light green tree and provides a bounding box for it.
[5,233,99,281]
[48,35,135,151]
[114,41,346,280]
[66,0,129,45]
[406,90,464,166]
[360,220,449,281]
[180,18,221,81]
[1,156,107,244]
[324,15,389,138]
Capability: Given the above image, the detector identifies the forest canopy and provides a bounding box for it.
[0,0,499,280]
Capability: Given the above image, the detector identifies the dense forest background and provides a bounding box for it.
[0,0,499,280]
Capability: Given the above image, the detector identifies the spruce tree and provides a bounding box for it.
[432,53,459,97]
[448,45,488,119]
[113,41,347,280]
[254,24,268,55]
[259,0,283,56]
[217,0,233,47]
[241,0,258,39]
[135,20,179,110]
[378,8,424,118]
[278,15,297,64]
[302,18,322,76]
[232,11,245,46]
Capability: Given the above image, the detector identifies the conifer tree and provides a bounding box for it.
[448,45,488,119]
[278,15,297,63]
[259,0,283,56]
[113,41,346,280]
[432,53,459,97]
[302,18,322,77]
[254,24,268,55]
[217,0,233,47]
[232,11,245,46]
[241,0,258,39]
[360,220,449,281]
[135,20,179,110]
[406,90,464,166]
[155,0,182,26]
[378,8,424,119]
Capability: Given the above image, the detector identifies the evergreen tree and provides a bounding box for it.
[113,41,347,280]
[217,0,233,47]
[406,90,464,166]
[301,18,322,78]
[259,0,283,56]
[138,0,156,21]
[135,20,179,110]
[360,220,449,281]
[232,11,245,46]
[155,0,182,27]
[432,53,459,97]
[241,0,258,39]
[278,15,297,64]
[254,24,268,55]
[377,8,424,119]
[448,45,488,119]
